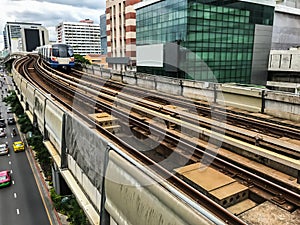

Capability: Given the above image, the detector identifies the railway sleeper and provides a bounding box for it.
[88,112,120,133]
[174,163,254,211]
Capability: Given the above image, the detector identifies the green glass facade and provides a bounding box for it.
[136,0,274,83]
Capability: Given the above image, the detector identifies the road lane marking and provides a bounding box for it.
[16,209,20,215]
[9,161,11,165]
[12,180,15,185]
[14,193,17,198]
[10,170,13,174]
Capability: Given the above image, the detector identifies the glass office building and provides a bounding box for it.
[135,0,274,84]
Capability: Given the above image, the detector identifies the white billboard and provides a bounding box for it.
[137,44,164,67]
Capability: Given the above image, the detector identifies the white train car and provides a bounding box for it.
[38,43,75,72]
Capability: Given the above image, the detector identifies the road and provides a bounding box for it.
[0,72,51,225]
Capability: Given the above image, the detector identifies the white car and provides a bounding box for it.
[0,128,6,137]
[0,143,8,155]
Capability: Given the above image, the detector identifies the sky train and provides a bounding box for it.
[37,43,75,71]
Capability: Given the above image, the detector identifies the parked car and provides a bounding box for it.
[0,119,6,128]
[7,117,15,125]
[0,128,6,137]
[13,141,25,152]
[0,143,8,155]
[0,170,11,188]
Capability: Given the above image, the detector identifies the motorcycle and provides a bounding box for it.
[12,128,17,136]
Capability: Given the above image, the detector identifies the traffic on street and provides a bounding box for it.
[0,71,51,225]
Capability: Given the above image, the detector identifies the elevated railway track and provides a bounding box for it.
[12,54,300,225]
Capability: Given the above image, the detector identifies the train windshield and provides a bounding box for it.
[52,45,74,57]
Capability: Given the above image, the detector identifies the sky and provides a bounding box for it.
[0,0,106,49]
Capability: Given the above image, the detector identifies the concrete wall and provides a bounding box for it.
[34,89,46,135]
[272,9,300,49]
[45,100,64,154]
[84,65,300,121]
[268,49,300,71]
[265,91,300,120]
[105,150,215,225]
[26,83,35,112]
[251,25,273,85]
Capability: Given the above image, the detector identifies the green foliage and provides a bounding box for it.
[3,90,16,104]
[50,189,90,225]
[5,62,12,73]
[27,134,43,147]
[74,54,91,70]
[50,188,64,211]
[16,113,33,133]
[5,91,50,177]
[27,133,51,179]
[3,91,24,115]
[67,199,90,225]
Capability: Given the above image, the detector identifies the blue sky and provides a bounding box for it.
[0,0,106,49]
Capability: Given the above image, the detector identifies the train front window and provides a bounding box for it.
[52,45,73,57]
[52,48,59,57]
[58,47,68,57]
[67,48,74,57]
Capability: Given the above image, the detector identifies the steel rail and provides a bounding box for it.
[20,55,248,224]
[16,56,300,224]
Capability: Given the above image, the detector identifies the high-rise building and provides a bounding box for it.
[106,0,141,71]
[3,22,49,53]
[135,0,275,85]
[100,14,107,55]
[272,0,300,49]
[56,20,101,55]
[266,0,300,92]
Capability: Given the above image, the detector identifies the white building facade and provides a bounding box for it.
[56,20,101,55]
[3,22,49,53]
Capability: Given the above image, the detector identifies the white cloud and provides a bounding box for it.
[0,0,105,49]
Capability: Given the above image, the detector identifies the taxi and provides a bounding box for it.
[13,141,25,152]
[0,170,11,188]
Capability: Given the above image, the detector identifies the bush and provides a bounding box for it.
[50,189,90,225]
[3,91,24,116]
[74,54,91,70]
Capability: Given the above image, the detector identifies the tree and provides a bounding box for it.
[74,54,91,70]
